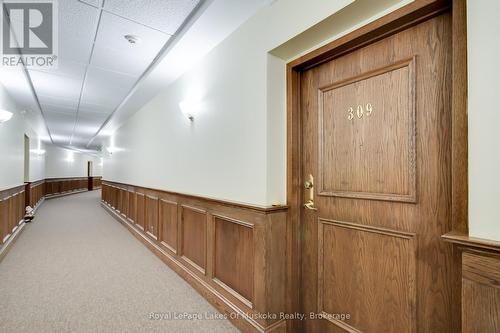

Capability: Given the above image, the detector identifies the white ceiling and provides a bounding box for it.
[0,0,272,152]
[7,0,200,149]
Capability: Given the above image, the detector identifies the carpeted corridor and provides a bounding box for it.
[0,190,238,333]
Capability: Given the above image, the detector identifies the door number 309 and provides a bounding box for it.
[347,103,373,121]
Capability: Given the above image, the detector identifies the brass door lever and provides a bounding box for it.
[304,174,317,211]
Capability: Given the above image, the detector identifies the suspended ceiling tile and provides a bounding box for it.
[31,60,87,80]
[92,12,171,76]
[69,136,93,146]
[76,112,109,134]
[104,0,200,34]
[44,110,76,126]
[73,124,101,137]
[78,103,114,117]
[81,66,136,110]
[29,70,83,102]
[58,0,100,63]
[40,104,77,116]
[79,0,102,7]
[37,95,80,110]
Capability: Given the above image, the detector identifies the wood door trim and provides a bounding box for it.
[286,0,466,329]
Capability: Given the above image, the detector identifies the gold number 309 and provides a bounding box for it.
[347,103,373,121]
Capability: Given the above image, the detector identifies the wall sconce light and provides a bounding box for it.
[179,100,201,122]
[66,150,74,162]
[0,109,13,123]
[30,149,46,155]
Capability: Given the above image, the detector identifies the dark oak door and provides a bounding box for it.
[300,13,452,333]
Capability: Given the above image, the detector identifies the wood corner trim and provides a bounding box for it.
[442,231,500,252]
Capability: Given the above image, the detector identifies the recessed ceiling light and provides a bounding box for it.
[124,34,141,45]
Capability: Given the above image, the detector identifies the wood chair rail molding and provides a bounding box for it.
[101,180,287,214]
[101,180,288,333]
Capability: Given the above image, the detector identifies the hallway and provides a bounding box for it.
[0,0,498,332]
[0,191,237,333]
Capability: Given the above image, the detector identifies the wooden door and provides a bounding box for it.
[300,13,452,332]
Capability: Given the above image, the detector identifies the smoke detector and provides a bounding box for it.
[124,34,141,45]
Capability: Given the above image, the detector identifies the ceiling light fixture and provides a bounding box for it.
[124,34,141,45]
[0,109,13,123]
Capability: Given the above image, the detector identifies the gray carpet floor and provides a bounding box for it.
[0,190,238,333]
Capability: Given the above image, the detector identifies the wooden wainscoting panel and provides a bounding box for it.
[159,199,178,253]
[121,189,128,218]
[317,219,417,332]
[8,196,15,234]
[128,191,136,224]
[93,176,102,189]
[136,193,145,230]
[117,188,123,213]
[102,184,108,203]
[462,251,500,333]
[145,195,159,240]
[180,205,207,274]
[45,178,88,197]
[0,199,5,244]
[29,180,45,208]
[17,191,24,225]
[112,186,118,209]
[101,180,288,332]
[213,215,254,307]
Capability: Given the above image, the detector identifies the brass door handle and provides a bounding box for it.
[304,200,317,211]
[304,174,317,211]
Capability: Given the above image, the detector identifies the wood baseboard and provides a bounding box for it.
[32,197,45,213]
[102,200,287,333]
[0,220,26,263]
[45,188,92,200]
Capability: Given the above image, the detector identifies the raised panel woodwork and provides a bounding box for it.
[45,178,88,196]
[462,252,500,333]
[318,58,416,202]
[120,189,128,217]
[213,215,254,306]
[101,180,288,332]
[128,191,136,223]
[0,199,5,244]
[8,196,15,233]
[181,205,207,274]
[17,191,24,225]
[29,181,45,208]
[145,195,159,240]
[159,199,178,253]
[298,12,454,333]
[136,193,145,230]
[117,188,123,213]
[317,219,416,332]
[112,186,117,208]
[93,176,102,189]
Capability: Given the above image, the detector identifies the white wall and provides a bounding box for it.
[104,0,410,206]
[45,144,102,179]
[0,83,46,190]
[467,0,500,241]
